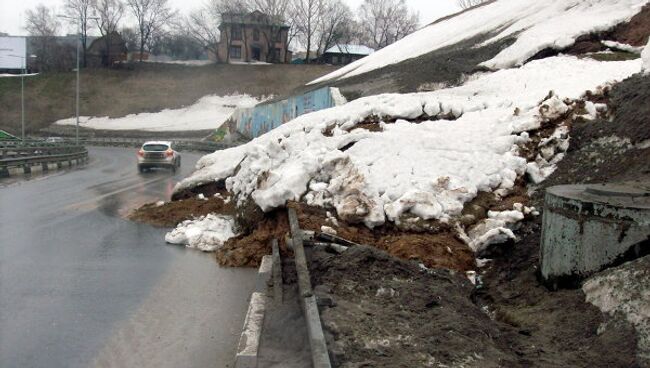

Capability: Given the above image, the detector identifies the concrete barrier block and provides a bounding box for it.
[255,255,273,294]
[235,292,266,368]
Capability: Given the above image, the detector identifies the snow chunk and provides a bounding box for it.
[601,40,644,54]
[583,256,650,363]
[465,209,525,253]
[643,38,650,74]
[165,214,237,252]
[330,87,348,106]
[54,94,265,131]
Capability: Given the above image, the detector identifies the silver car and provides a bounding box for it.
[137,141,181,173]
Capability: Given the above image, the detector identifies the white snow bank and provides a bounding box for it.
[310,0,646,84]
[643,38,650,74]
[583,255,650,363]
[165,214,237,252]
[176,56,642,230]
[0,73,39,78]
[54,94,264,131]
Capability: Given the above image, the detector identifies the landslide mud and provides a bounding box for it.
[129,192,236,228]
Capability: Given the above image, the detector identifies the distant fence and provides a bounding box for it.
[0,143,88,177]
[233,87,343,139]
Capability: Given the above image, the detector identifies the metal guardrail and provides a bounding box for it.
[0,138,229,153]
[78,138,229,152]
[0,144,88,177]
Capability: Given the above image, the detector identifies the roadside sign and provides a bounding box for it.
[0,37,27,69]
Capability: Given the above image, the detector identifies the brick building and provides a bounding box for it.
[216,11,291,63]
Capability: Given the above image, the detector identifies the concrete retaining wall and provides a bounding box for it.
[232,87,343,139]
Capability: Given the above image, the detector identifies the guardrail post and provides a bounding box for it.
[23,164,31,174]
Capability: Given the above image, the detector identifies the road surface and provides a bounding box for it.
[0,146,256,368]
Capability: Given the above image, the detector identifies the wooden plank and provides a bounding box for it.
[271,239,283,305]
[287,208,313,298]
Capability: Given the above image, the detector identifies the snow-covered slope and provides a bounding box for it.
[310,0,647,85]
[54,94,262,131]
[176,57,642,238]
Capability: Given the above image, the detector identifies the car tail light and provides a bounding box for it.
[166,149,174,157]
[137,149,144,157]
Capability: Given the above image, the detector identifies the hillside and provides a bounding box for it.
[306,0,650,98]
[0,63,337,135]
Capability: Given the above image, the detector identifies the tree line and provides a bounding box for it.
[23,0,420,69]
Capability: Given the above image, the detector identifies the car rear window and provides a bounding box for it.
[143,144,169,151]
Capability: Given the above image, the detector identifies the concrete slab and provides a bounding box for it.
[235,292,266,368]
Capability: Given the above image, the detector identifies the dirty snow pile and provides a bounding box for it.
[165,214,237,252]
[583,255,650,363]
[54,94,263,131]
[643,39,650,74]
[310,0,646,84]
[175,56,642,251]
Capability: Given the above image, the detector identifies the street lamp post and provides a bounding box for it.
[58,15,99,145]
[7,54,27,143]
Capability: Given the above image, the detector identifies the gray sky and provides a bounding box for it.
[1,0,460,36]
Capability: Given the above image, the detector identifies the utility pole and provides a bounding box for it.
[58,14,98,145]
[8,54,27,143]
[21,60,25,143]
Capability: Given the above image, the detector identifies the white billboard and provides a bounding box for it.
[0,37,27,69]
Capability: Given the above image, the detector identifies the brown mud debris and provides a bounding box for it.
[212,201,476,271]
[129,193,236,228]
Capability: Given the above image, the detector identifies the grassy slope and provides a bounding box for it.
[0,63,338,135]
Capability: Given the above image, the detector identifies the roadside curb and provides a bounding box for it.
[288,208,333,368]
[234,255,272,368]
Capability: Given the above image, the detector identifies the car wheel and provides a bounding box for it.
[138,165,145,173]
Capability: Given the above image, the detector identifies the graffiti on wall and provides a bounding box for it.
[233,87,339,138]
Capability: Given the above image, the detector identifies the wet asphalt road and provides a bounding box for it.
[0,146,256,368]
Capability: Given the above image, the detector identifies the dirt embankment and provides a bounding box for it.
[0,63,338,135]
[309,244,639,368]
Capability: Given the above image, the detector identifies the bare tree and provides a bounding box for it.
[126,0,177,62]
[63,0,94,67]
[357,0,419,50]
[315,0,354,58]
[25,4,63,71]
[457,0,489,10]
[120,26,138,51]
[94,0,124,66]
[25,4,60,37]
[292,0,325,63]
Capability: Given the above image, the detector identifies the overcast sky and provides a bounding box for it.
[1,0,460,36]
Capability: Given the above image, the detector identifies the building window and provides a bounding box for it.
[253,28,260,41]
[231,25,242,41]
[230,46,242,59]
[272,48,282,61]
[271,30,281,42]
